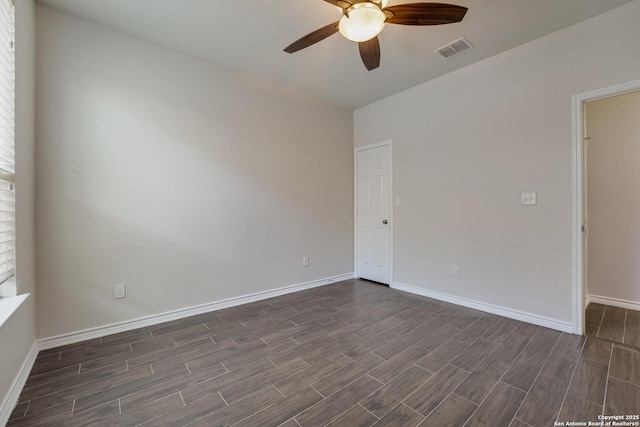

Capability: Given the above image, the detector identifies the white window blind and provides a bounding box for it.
[0,0,15,298]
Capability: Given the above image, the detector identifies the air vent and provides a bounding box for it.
[435,37,473,59]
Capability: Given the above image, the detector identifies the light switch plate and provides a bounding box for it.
[521,192,537,205]
[395,197,402,207]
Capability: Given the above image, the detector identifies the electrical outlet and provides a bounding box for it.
[302,257,309,267]
[521,192,537,205]
[452,266,460,277]
[114,284,126,299]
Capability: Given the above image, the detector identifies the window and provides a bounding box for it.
[0,0,14,298]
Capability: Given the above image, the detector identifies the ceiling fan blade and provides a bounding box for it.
[284,22,340,54]
[385,3,467,25]
[359,37,381,71]
[323,0,352,8]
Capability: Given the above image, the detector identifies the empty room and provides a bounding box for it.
[1,0,640,426]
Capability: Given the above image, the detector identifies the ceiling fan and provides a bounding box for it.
[284,0,468,71]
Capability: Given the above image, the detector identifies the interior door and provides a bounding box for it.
[583,136,589,300]
[356,144,391,284]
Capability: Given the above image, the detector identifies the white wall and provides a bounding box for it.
[354,0,640,327]
[35,5,354,338]
[586,90,640,305]
[0,0,37,419]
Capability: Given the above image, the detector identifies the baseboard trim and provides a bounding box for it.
[38,273,354,351]
[588,294,640,311]
[392,282,575,334]
[0,342,38,427]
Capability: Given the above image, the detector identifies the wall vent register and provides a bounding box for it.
[435,36,473,58]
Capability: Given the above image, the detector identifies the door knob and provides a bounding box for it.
[382,219,388,224]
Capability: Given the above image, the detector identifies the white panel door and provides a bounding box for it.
[583,137,589,297]
[357,144,391,284]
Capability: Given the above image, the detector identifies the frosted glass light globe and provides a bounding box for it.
[338,3,386,43]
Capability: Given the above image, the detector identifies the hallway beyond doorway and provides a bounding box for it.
[585,302,640,349]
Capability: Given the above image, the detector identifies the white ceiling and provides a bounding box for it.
[37,0,634,109]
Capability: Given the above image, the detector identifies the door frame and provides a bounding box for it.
[354,140,394,285]
[572,78,640,335]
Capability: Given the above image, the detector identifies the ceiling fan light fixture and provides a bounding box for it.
[338,3,387,43]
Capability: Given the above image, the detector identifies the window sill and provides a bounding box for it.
[0,293,29,328]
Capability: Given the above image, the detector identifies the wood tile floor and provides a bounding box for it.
[585,302,640,349]
[8,279,640,426]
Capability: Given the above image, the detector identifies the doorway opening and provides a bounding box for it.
[573,79,640,341]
